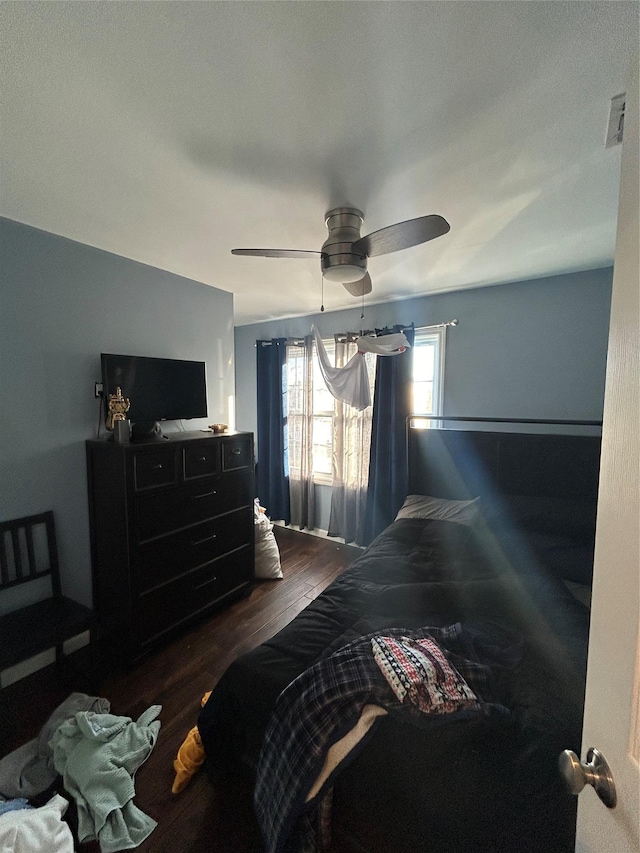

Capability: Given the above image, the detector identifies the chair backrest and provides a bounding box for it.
[0,511,61,597]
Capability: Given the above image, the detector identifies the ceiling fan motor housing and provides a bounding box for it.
[321,207,368,282]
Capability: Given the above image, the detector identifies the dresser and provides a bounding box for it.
[86,430,255,663]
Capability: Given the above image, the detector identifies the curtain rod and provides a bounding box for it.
[257,319,459,347]
[256,338,304,347]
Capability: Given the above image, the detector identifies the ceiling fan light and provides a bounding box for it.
[322,264,367,283]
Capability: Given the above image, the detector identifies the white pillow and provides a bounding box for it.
[395,494,480,525]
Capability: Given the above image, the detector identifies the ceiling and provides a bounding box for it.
[1,2,637,325]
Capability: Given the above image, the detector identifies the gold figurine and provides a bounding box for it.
[106,386,130,431]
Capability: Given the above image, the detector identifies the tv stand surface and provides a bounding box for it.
[104,428,244,444]
[86,431,255,665]
[130,420,165,443]
[159,429,242,441]
[161,429,241,440]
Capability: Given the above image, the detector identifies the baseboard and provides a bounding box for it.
[273,521,363,549]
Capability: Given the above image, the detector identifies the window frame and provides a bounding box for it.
[288,325,447,485]
[412,325,446,418]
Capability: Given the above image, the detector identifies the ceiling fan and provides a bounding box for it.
[231,207,450,296]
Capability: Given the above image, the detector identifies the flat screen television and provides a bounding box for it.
[101,353,208,427]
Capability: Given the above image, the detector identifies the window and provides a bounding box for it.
[412,326,445,416]
[284,344,305,479]
[311,339,335,478]
[285,338,338,483]
[286,326,445,483]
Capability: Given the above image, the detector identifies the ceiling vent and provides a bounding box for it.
[605,93,626,148]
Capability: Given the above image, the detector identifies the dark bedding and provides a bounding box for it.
[199,515,590,852]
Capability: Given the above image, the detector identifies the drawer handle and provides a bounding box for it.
[193,575,218,591]
[232,449,241,456]
[152,463,163,470]
[191,533,217,546]
[198,456,207,462]
[192,490,217,499]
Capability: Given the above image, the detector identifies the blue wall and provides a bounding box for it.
[234,268,613,527]
[0,213,613,597]
[0,217,235,609]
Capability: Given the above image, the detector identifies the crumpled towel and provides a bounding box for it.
[0,793,74,853]
[50,705,161,852]
[172,691,211,794]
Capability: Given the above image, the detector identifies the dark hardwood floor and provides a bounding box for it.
[0,527,362,852]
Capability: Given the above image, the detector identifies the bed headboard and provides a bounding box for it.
[407,418,602,504]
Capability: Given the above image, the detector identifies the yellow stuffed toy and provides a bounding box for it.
[171,691,211,794]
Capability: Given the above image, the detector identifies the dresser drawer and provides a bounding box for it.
[136,546,254,644]
[222,436,252,471]
[183,442,221,480]
[134,449,177,490]
[135,507,253,592]
[136,471,253,541]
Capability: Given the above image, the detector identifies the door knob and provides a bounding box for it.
[559,747,617,808]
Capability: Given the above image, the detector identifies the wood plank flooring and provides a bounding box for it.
[0,527,362,852]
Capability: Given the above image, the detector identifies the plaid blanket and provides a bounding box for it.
[254,623,518,853]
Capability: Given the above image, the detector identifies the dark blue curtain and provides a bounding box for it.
[256,338,290,523]
[363,324,415,544]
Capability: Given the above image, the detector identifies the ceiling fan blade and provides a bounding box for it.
[231,248,322,259]
[342,273,372,297]
[353,214,450,258]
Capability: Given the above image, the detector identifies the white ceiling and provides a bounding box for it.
[1,2,637,325]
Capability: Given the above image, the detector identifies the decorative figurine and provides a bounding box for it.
[106,386,130,431]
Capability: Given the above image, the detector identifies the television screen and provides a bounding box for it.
[101,353,207,423]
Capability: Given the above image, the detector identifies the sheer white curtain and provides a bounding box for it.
[327,335,376,545]
[286,336,316,530]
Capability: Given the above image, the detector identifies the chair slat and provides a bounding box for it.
[46,513,62,598]
[25,523,37,578]
[10,528,23,580]
[0,533,8,585]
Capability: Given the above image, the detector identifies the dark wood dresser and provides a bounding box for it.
[86,430,255,663]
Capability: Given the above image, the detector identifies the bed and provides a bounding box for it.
[198,419,601,853]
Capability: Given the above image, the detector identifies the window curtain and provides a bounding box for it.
[328,335,375,545]
[328,334,376,545]
[287,336,316,530]
[363,323,415,545]
[256,338,290,523]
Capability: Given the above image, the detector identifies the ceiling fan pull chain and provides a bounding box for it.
[361,291,365,321]
[320,272,325,312]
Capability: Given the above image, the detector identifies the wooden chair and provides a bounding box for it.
[0,511,97,689]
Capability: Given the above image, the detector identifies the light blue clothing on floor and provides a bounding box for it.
[0,797,33,816]
[50,705,161,852]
